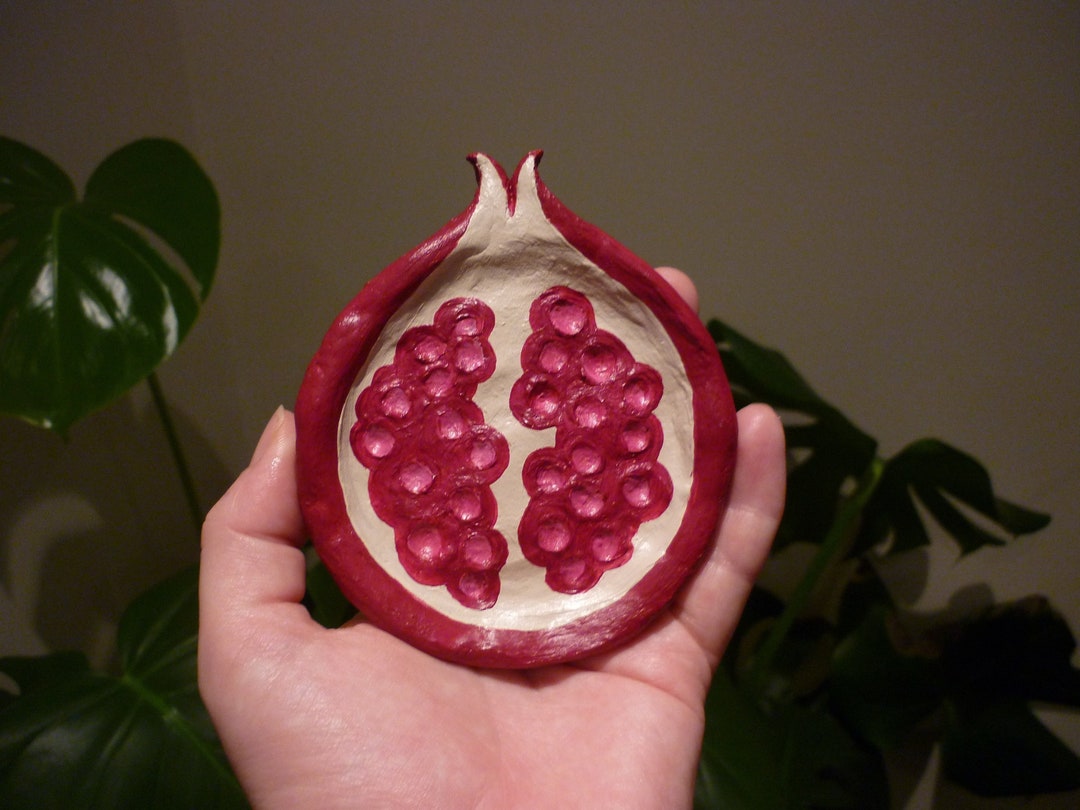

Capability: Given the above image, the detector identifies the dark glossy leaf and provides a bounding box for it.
[697,670,889,809]
[708,321,873,452]
[834,560,895,637]
[0,137,219,434]
[941,699,1080,797]
[854,439,1050,556]
[779,444,857,550]
[0,567,247,810]
[304,554,357,629]
[84,139,218,293]
[696,669,786,810]
[0,651,90,696]
[939,596,1080,708]
[769,618,838,702]
[708,319,824,411]
[709,319,878,550]
[0,138,74,206]
[0,651,89,714]
[773,702,890,810]
[722,585,786,677]
[915,484,1007,554]
[993,496,1055,535]
[829,607,942,749]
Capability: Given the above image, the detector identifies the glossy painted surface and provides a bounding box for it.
[295,154,736,667]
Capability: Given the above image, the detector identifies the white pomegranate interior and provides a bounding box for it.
[338,156,695,632]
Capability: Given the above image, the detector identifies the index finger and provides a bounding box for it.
[199,407,309,620]
[655,266,700,313]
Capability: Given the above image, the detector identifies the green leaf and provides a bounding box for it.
[696,669,787,810]
[722,586,786,677]
[84,140,218,294]
[0,138,75,207]
[708,319,824,411]
[855,439,1050,556]
[0,567,248,810]
[709,319,878,550]
[834,560,895,637]
[303,554,358,629]
[780,444,860,550]
[829,607,942,749]
[828,596,1080,797]
[772,703,890,810]
[942,699,1080,797]
[696,670,889,809]
[939,596,1080,708]
[0,137,220,434]
[0,651,90,696]
[0,651,90,714]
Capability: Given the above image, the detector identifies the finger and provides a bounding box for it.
[673,403,786,669]
[655,265,700,313]
[199,407,309,622]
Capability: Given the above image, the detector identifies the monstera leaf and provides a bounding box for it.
[709,320,1048,559]
[854,439,1050,556]
[0,137,219,434]
[939,597,1080,796]
[829,598,1080,797]
[0,567,247,810]
[709,319,877,550]
[696,669,889,810]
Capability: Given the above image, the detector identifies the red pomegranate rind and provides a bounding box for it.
[295,152,737,668]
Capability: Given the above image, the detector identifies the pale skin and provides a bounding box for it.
[198,267,787,809]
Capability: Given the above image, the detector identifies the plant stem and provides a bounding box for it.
[147,371,203,535]
[748,456,886,699]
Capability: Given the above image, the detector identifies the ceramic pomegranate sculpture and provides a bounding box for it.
[295,152,736,668]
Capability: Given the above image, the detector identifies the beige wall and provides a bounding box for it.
[2,3,1077,806]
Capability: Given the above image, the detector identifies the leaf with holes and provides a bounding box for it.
[854,439,1050,556]
[0,137,219,434]
[942,699,1080,797]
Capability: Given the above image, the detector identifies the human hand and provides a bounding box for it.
[198,268,786,809]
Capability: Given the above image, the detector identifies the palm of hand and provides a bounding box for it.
[219,583,712,809]
[200,400,784,809]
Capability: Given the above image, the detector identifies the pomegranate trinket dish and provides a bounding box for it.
[295,152,736,668]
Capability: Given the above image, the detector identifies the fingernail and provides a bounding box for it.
[251,406,286,465]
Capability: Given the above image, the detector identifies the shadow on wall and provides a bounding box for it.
[0,391,230,664]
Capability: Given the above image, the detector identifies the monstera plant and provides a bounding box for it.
[1,137,1077,809]
[695,322,1080,808]
[0,137,246,808]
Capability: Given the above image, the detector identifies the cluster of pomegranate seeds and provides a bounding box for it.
[511,286,673,594]
[350,298,510,609]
